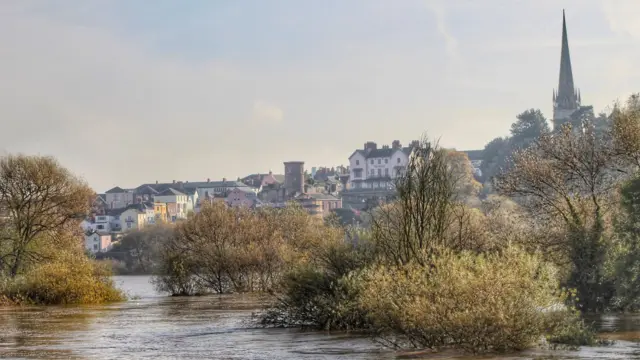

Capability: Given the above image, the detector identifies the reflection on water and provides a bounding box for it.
[0,276,639,359]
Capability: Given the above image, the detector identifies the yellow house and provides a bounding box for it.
[153,202,168,223]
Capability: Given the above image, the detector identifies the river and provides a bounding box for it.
[1,276,639,359]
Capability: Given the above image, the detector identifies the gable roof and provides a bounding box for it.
[158,188,185,196]
[105,186,126,194]
[136,185,159,195]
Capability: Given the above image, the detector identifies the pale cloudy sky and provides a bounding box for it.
[1,0,639,192]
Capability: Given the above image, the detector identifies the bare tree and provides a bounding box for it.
[611,93,640,169]
[495,123,621,311]
[0,154,94,277]
[371,137,465,266]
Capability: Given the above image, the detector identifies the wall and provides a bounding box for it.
[105,191,135,209]
[284,161,305,195]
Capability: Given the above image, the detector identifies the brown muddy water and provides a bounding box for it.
[1,276,639,359]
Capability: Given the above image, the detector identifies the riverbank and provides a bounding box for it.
[0,276,637,360]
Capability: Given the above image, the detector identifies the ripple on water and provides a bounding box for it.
[1,276,640,359]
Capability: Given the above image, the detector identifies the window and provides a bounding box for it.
[385,158,388,164]
[397,157,401,164]
[370,169,374,176]
[93,244,98,251]
[97,225,104,230]
[385,168,389,176]
[370,159,373,164]
[356,159,359,165]
[377,169,381,176]
[127,223,132,229]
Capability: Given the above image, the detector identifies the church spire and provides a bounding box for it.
[556,10,578,110]
[553,9,581,127]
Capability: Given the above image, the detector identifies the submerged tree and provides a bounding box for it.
[0,154,94,277]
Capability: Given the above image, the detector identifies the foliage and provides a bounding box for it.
[510,109,551,150]
[103,224,172,274]
[261,135,598,354]
[152,201,343,295]
[496,122,620,312]
[260,239,374,330]
[0,153,124,305]
[0,154,95,277]
[359,246,576,353]
[1,247,125,305]
[480,137,511,184]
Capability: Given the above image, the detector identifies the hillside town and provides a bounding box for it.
[82,139,482,253]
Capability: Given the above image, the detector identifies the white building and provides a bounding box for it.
[154,188,189,219]
[84,232,113,253]
[347,140,417,190]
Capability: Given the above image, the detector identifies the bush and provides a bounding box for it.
[1,252,125,305]
[358,246,583,353]
[260,240,374,330]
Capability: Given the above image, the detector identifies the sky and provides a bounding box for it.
[1,0,639,192]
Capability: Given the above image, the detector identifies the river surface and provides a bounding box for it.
[1,276,639,359]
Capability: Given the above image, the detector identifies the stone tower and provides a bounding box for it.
[283,161,305,196]
[552,10,581,130]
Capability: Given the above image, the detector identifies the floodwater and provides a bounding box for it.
[1,276,639,359]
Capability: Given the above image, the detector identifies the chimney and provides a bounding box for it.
[172,180,176,184]
[392,140,401,150]
[207,178,210,183]
[223,177,227,182]
[364,141,377,153]
[155,180,158,184]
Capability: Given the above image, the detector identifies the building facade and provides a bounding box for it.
[347,140,415,190]
[284,161,305,196]
[84,232,113,254]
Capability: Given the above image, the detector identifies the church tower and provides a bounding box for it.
[552,10,581,130]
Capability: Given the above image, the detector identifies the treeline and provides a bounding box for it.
[0,155,124,305]
[151,202,344,295]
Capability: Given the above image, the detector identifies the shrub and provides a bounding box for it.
[2,252,125,305]
[260,240,374,330]
[358,246,581,353]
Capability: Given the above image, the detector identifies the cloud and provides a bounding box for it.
[424,0,460,63]
[251,100,284,124]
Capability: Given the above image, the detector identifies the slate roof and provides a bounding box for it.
[105,186,126,194]
[158,188,185,196]
[137,181,250,192]
[349,146,414,160]
[135,185,159,195]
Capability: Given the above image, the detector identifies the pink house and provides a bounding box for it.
[226,188,257,207]
[84,232,112,253]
